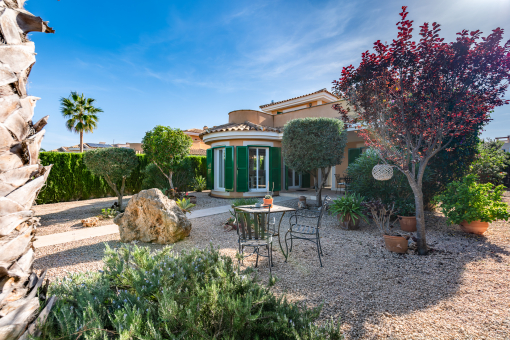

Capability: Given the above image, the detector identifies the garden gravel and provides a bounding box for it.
[34,194,510,339]
[33,191,231,236]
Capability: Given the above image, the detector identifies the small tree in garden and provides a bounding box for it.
[333,7,510,254]
[142,126,192,189]
[84,148,139,209]
[282,117,347,205]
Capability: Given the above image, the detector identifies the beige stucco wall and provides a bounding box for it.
[228,110,274,126]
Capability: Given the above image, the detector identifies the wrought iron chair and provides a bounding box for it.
[284,196,331,267]
[335,174,347,194]
[234,205,275,273]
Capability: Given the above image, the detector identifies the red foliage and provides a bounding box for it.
[333,6,510,169]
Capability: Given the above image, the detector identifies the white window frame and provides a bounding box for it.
[214,147,226,192]
[248,147,270,192]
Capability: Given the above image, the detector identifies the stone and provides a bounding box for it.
[114,188,191,244]
[81,217,99,227]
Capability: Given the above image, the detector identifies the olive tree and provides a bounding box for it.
[282,117,347,205]
[142,126,192,189]
[84,148,139,209]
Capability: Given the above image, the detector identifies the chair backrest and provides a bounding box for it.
[334,174,343,183]
[316,195,331,229]
[235,205,272,242]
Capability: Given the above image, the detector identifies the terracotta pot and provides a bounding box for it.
[383,235,408,253]
[188,196,197,204]
[338,214,360,230]
[398,216,417,232]
[263,198,273,208]
[460,220,489,235]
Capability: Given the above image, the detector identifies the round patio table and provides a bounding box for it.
[234,204,296,260]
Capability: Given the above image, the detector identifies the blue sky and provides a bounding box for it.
[26,0,510,151]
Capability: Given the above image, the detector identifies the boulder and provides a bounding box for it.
[114,188,191,244]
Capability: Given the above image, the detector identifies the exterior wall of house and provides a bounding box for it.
[228,110,274,126]
[207,135,282,198]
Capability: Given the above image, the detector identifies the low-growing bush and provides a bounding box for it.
[38,245,342,339]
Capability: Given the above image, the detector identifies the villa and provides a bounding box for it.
[200,89,366,198]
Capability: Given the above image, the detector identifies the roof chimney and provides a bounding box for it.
[99,142,106,144]
[203,126,208,130]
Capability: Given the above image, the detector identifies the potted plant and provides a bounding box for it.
[263,194,273,208]
[330,193,369,230]
[185,192,197,204]
[363,199,408,253]
[395,199,416,232]
[434,174,510,235]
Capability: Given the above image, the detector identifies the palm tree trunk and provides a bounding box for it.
[80,130,84,153]
[0,1,54,339]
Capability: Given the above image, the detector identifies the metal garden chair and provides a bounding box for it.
[234,205,275,274]
[284,196,331,267]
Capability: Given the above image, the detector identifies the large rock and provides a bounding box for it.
[114,188,191,244]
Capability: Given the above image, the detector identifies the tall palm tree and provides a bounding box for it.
[60,92,103,152]
[0,0,55,337]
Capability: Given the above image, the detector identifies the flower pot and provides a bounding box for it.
[338,214,360,230]
[383,235,408,253]
[460,220,489,235]
[398,216,417,232]
[263,198,273,208]
[188,195,197,204]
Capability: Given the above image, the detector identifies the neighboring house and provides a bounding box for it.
[200,89,366,198]
[51,142,142,153]
[496,135,510,153]
[184,128,210,156]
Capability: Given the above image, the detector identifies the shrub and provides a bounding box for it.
[468,139,510,185]
[143,157,207,193]
[330,193,368,225]
[37,152,148,204]
[434,174,510,225]
[38,245,342,339]
[193,175,206,192]
[346,149,434,205]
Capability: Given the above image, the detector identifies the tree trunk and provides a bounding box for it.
[315,167,331,207]
[168,171,174,189]
[0,2,54,339]
[79,130,83,153]
[404,173,428,255]
[103,176,122,211]
[118,177,126,210]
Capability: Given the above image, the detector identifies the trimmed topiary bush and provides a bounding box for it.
[38,245,342,339]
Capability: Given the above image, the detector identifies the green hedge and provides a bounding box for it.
[37,152,206,204]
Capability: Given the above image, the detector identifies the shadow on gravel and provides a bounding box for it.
[334,212,510,339]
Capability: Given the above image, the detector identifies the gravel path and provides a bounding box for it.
[34,196,510,339]
[33,191,232,236]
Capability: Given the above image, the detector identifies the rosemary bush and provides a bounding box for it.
[38,245,342,339]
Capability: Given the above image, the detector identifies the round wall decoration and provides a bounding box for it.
[372,164,393,181]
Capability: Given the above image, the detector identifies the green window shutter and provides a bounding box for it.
[206,148,214,190]
[348,148,362,164]
[269,147,281,192]
[302,173,310,188]
[236,146,249,192]
[225,146,234,191]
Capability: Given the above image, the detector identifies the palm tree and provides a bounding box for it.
[60,92,103,152]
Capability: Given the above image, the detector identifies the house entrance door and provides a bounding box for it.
[287,168,302,189]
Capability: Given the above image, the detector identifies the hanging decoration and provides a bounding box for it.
[372,164,393,181]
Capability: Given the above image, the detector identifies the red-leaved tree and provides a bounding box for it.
[333,7,510,254]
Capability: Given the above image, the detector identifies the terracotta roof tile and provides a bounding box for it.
[200,121,283,137]
[184,128,204,133]
[259,88,340,109]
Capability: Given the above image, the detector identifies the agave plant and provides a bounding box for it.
[0,1,55,338]
[176,197,196,214]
